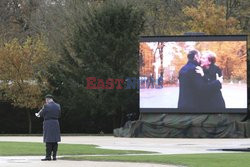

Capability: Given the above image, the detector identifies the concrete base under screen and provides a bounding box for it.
[114,113,250,138]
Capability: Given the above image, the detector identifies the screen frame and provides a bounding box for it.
[139,35,248,114]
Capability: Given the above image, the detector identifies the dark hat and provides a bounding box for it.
[45,94,53,99]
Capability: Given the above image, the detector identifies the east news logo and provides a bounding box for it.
[86,77,140,89]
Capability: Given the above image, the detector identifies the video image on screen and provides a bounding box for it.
[139,36,247,113]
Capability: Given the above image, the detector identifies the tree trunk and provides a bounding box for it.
[112,109,122,129]
[26,110,32,134]
[112,114,119,129]
[120,112,126,127]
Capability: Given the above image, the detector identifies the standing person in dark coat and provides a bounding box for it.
[158,74,163,88]
[35,94,61,161]
[199,51,225,109]
[147,73,154,88]
[177,50,223,111]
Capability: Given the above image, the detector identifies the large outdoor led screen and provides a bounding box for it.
[139,35,247,113]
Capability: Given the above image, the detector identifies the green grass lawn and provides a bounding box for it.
[61,153,250,167]
[0,141,152,156]
[1,141,250,167]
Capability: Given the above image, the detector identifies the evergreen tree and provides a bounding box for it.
[49,0,145,131]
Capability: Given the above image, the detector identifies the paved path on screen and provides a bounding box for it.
[140,83,247,108]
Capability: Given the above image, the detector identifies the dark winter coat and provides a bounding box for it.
[178,60,222,111]
[203,65,225,109]
[40,101,61,143]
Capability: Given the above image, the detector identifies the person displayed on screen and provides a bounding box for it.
[158,74,163,88]
[147,73,154,88]
[200,51,222,79]
[177,50,223,111]
[196,51,225,109]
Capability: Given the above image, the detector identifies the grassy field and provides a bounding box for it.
[0,141,152,156]
[1,141,250,167]
[61,153,250,167]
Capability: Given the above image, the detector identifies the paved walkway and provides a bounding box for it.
[0,156,177,167]
[1,136,249,154]
[1,136,250,167]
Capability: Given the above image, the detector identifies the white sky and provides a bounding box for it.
[146,41,197,68]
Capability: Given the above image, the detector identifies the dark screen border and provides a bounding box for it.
[139,35,248,114]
